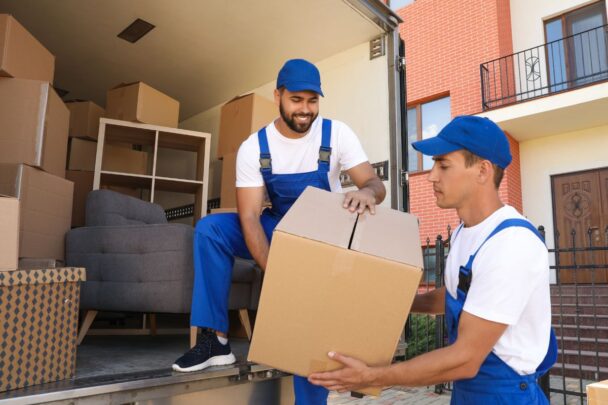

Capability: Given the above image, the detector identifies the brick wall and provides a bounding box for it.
[398,0,523,243]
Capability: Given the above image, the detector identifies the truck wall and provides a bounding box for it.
[180,40,392,205]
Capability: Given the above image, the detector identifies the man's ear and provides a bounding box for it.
[478,160,494,185]
[274,88,281,106]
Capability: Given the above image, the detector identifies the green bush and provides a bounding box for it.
[406,314,437,359]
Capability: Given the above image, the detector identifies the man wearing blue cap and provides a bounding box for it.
[172,59,385,404]
[308,116,556,404]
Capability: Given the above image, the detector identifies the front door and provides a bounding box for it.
[552,168,608,284]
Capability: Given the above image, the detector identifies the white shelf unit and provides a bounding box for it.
[93,118,211,221]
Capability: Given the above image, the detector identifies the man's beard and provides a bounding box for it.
[279,103,317,134]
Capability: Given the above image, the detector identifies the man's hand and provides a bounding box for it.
[344,162,386,214]
[343,188,377,214]
[308,352,375,393]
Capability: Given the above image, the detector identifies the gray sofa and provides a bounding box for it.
[66,189,262,344]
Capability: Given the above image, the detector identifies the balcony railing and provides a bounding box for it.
[481,24,608,111]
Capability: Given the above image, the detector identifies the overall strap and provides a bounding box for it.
[457,218,544,299]
[317,119,332,173]
[257,127,272,175]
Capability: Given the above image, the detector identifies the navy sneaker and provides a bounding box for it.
[172,329,236,372]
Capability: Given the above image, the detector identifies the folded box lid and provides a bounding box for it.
[275,186,423,268]
[275,186,357,249]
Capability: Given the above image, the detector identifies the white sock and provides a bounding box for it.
[217,335,228,345]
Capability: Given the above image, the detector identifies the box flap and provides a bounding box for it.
[351,208,423,268]
[224,92,254,105]
[275,186,356,249]
[110,81,140,90]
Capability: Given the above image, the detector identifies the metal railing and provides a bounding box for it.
[481,24,608,110]
[541,225,608,404]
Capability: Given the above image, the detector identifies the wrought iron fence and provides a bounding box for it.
[481,24,608,110]
[541,225,608,405]
[407,224,608,403]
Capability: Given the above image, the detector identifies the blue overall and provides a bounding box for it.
[446,218,558,404]
[190,119,334,405]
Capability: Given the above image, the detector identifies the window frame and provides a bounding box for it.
[543,1,607,87]
[406,94,451,173]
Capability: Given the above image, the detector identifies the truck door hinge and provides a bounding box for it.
[397,56,406,72]
[400,170,409,187]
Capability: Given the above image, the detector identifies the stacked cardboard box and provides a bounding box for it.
[0,14,72,261]
[66,100,105,140]
[217,93,276,210]
[106,82,180,127]
[0,195,19,271]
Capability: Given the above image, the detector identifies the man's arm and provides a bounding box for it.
[308,311,507,392]
[236,186,269,270]
[343,162,386,214]
[411,287,445,315]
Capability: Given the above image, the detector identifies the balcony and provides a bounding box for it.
[481,24,608,111]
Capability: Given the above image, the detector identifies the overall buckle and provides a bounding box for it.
[318,146,332,163]
[259,154,272,170]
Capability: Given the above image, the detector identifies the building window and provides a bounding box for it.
[544,1,607,92]
[407,96,451,172]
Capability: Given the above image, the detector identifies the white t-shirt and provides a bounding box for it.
[445,205,551,375]
[236,116,368,192]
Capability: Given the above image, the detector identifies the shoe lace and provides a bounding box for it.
[190,330,215,355]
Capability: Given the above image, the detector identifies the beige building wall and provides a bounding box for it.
[520,124,608,253]
[510,0,607,52]
[181,41,391,204]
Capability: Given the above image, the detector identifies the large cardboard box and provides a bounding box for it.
[248,187,423,396]
[0,195,19,271]
[66,170,141,227]
[588,380,608,405]
[0,78,69,178]
[218,93,277,157]
[66,100,105,140]
[220,152,237,208]
[106,82,179,127]
[0,164,73,260]
[67,138,148,174]
[0,267,85,392]
[0,14,55,83]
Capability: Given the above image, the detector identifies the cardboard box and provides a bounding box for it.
[106,82,179,127]
[0,195,19,271]
[66,101,105,140]
[588,380,608,405]
[0,164,73,260]
[220,152,237,208]
[67,138,148,174]
[248,187,423,396]
[0,78,69,178]
[0,14,55,83]
[66,170,140,227]
[0,267,85,392]
[18,257,63,270]
[218,93,277,157]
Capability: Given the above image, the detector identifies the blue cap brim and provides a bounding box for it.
[284,82,324,97]
[412,136,462,157]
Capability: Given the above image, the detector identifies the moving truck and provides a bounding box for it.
[0,1,408,403]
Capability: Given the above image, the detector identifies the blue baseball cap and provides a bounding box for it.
[412,115,512,169]
[276,59,324,96]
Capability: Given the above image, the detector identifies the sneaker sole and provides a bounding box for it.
[172,353,236,373]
